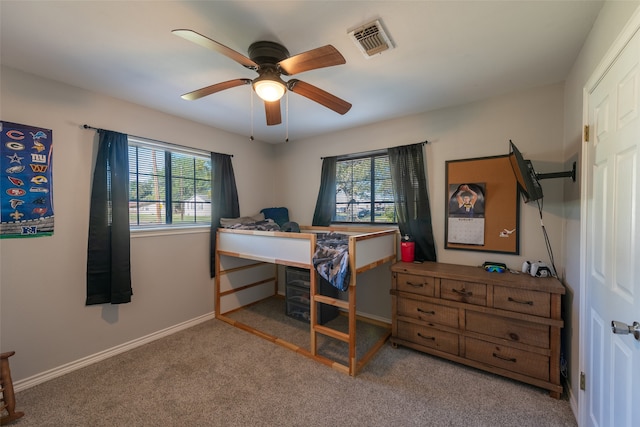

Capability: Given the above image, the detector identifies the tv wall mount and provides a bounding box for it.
[536,161,576,182]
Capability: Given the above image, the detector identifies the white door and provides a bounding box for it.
[581,17,640,427]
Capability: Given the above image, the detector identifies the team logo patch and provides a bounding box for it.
[30,131,48,140]
[30,175,48,184]
[6,130,25,140]
[6,188,26,197]
[32,207,48,216]
[9,210,24,220]
[7,153,24,164]
[9,199,24,209]
[30,153,46,163]
[32,141,46,152]
[29,164,48,173]
[8,176,24,186]
[5,165,25,174]
[5,141,25,150]
[29,187,49,193]
[21,226,38,235]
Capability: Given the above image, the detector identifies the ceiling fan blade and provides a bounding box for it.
[264,100,282,126]
[172,29,258,70]
[278,45,345,76]
[288,79,352,115]
[181,79,251,101]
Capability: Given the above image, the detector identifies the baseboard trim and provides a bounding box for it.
[355,310,391,325]
[14,311,216,393]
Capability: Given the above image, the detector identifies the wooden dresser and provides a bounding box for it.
[390,261,565,398]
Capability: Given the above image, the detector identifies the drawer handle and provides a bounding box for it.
[452,288,473,297]
[417,332,435,341]
[492,352,517,363]
[508,297,533,305]
[417,308,435,315]
[406,281,425,288]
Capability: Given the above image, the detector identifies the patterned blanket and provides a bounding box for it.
[313,232,351,292]
[226,219,281,232]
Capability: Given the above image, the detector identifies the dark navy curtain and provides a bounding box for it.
[312,156,337,226]
[388,143,436,261]
[86,130,132,305]
[210,153,239,277]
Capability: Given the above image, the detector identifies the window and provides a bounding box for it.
[128,137,211,227]
[334,151,396,224]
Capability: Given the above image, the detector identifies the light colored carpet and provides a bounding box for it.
[12,311,577,426]
[224,296,390,365]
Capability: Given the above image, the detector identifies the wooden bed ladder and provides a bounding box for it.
[309,237,360,376]
[313,283,391,376]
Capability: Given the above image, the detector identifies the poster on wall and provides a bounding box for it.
[447,183,485,245]
[1,121,54,238]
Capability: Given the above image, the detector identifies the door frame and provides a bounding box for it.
[579,8,640,426]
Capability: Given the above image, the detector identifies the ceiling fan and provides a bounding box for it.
[172,29,352,126]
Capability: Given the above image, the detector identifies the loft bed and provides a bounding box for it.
[215,225,398,376]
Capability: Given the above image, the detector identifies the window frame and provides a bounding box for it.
[127,136,212,230]
[332,149,397,225]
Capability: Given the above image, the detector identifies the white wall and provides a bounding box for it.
[274,83,567,319]
[0,66,275,383]
[561,0,640,415]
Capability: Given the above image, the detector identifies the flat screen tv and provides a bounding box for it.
[509,140,543,203]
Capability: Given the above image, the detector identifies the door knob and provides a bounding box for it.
[611,320,640,341]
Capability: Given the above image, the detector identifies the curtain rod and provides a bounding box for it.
[82,124,233,157]
[320,140,428,160]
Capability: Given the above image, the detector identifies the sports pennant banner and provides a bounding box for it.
[1,121,54,238]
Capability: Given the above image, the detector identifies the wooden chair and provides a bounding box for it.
[1,351,24,425]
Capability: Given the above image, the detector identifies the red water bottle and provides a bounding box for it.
[400,235,415,262]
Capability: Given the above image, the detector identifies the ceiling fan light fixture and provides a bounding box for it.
[174,30,350,123]
[253,76,286,102]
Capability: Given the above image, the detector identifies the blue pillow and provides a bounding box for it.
[260,207,289,227]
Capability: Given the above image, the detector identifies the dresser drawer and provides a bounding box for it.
[465,337,549,381]
[396,320,459,355]
[398,298,459,328]
[441,279,486,306]
[466,311,550,348]
[493,286,550,317]
[396,273,435,297]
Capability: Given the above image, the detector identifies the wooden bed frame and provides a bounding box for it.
[215,225,398,376]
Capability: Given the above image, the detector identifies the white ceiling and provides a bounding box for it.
[1,1,603,144]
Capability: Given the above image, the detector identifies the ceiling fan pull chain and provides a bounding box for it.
[285,91,289,143]
[250,88,255,141]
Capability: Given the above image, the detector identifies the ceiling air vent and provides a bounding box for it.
[348,19,394,58]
